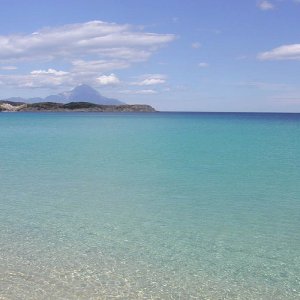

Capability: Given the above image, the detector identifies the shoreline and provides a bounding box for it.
[0,101,156,113]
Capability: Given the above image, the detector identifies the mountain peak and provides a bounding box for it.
[70,84,101,98]
[72,84,97,92]
[67,84,123,105]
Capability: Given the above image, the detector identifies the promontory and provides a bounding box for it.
[0,101,156,112]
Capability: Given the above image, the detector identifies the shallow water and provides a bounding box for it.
[1,112,300,299]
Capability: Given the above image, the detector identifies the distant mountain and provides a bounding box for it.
[1,97,26,104]
[2,84,124,105]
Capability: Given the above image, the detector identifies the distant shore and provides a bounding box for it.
[0,101,156,113]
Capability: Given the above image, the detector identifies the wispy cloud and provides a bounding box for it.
[236,55,248,60]
[0,65,17,70]
[71,59,129,74]
[258,44,300,60]
[0,21,175,64]
[121,89,157,95]
[191,42,202,49]
[239,81,292,91]
[198,62,209,68]
[132,74,167,86]
[197,28,221,35]
[257,0,275,10]
[271,96,300,103]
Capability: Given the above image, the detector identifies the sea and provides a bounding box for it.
[0,112,299,299]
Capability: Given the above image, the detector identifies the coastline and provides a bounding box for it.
[0,101,156,113]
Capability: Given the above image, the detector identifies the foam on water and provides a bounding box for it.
[0,112,300,299]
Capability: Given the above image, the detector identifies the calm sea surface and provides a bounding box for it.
[0,112,299,299]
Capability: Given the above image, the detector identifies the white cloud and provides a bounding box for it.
[0,68,73,89]
[0,21,175,64]
[96,73,120,85]
[121,89,157,95]
[192,42,202,49]
[257,0,275,10]
[132,74,166,86]
[138,78,165,85]
[198,62,209,68]
[258,44,300,60]
[0,66,120,90]
[30,68,69,76]
[0,65,17,70]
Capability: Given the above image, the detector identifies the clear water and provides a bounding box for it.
[0,112,299,299]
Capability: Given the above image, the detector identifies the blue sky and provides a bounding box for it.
[0,0,300,111]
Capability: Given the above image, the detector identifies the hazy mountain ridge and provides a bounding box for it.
[1,84,124,105]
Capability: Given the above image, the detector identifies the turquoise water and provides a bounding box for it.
[0,112,299,299]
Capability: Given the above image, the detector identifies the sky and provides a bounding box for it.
[0,0,300,112]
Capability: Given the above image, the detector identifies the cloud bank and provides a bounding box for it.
[0,20,175,89]
[0,21,175,63]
